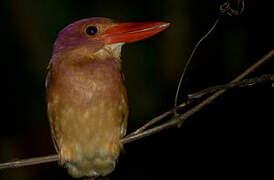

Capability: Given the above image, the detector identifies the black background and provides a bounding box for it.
[0,0,273,179]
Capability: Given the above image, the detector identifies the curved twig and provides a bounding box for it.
[173,15,220,115]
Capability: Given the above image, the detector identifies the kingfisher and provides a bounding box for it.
[46,17,169,178]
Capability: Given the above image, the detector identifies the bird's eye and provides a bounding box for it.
[86,26,98,35]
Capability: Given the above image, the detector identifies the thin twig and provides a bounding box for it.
[220,0,245,16]
[135,72,274,135]
[173,15,220,115]
[174,0,246,115]
[188,73,274,99]
[0,49,273,170]
[0,155,58,169]
[130,100,190,136]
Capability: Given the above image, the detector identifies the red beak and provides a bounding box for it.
[100,22,170,44]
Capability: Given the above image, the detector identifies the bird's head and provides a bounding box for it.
[53,17,169,59]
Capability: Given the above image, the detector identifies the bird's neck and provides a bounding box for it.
[47,44,125,105]
[93,43,124,60]
[51,43,124,65]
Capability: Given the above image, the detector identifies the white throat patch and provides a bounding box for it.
[93,43,124,60]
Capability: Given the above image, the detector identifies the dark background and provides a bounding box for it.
[0,0,273,179]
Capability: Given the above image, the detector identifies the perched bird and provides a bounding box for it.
[46,17,169,178]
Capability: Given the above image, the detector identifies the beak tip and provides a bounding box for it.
[162,22,171,29]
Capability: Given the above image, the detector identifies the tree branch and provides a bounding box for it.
[188,73,274,100]
[127,49,274,136]
[0,155,59,169]
[1,49,273,170]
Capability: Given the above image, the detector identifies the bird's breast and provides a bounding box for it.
[46,56,128,177]
[49,57,123,104]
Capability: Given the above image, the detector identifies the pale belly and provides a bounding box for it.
[46,58,128,177]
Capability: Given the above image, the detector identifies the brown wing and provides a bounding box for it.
[45,61,60,154]
[119,73,129,138]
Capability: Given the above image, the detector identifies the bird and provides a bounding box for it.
[46,17,169,178]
